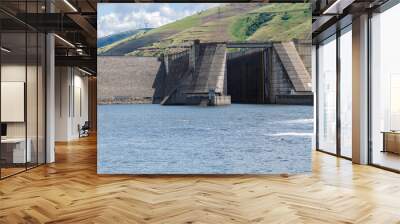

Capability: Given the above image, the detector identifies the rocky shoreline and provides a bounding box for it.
[98,97,153,105]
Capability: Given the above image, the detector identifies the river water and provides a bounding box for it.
[98,104,313,174]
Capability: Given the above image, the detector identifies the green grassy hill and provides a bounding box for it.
[98,3,311,56]
[97,28,153,54]
[97,28,152,48]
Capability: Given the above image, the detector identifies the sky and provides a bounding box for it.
[98,3,221,38]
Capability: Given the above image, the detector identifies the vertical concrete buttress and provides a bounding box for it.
[189,40,200,73]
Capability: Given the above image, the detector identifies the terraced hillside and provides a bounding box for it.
[98,3,311,56]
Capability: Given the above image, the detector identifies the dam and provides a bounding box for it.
[98,40,313,106]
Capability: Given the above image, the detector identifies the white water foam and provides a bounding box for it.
[267,132,313,137]
[281,118,313,124]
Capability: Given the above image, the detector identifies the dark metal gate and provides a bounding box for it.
[227,49,267,104]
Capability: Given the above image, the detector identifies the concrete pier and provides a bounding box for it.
[209,95,231,106]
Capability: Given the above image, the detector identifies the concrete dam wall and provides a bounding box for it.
[97,56,163,104]
[98,40,312,106]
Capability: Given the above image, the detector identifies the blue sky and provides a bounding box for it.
[98,3,221,38]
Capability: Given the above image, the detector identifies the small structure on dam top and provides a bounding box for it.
[97,39,313,106]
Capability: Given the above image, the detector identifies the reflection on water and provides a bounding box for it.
[98,104,313,174]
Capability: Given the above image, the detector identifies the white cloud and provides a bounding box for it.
[159,5,173,16]
[98,13,138,37]
[98,4,221,38]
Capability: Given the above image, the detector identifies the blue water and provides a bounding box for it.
[98,104,313,174]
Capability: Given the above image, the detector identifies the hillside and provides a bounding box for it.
[97,28,152,48]
[98,3,311,56]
